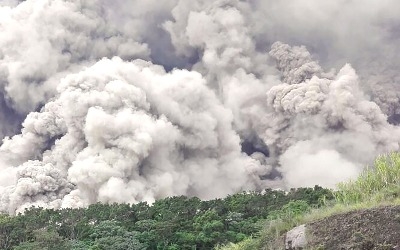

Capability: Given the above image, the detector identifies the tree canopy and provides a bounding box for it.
[0,186,333,250]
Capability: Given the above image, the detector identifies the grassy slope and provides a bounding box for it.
[217,152,400,250]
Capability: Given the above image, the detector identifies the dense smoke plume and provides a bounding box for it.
[0,0,400,213]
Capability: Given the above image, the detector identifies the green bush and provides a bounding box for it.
[267,200,311,221]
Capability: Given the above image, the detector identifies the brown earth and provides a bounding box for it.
[306,205,400,250]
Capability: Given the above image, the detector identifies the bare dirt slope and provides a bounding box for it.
[306,205,400,249]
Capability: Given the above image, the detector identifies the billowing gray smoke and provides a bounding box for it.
[0,58,268,213]
[266,42,400,187]
[0,0,400,214]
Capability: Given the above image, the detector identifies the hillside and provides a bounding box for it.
[307,205,400,249]
[266,205,400,250]
[0,187,332,250]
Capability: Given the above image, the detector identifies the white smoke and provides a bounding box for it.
[0,57,267,213]
[0,0,400,213]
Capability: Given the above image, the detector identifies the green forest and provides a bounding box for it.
[0,186,333,250]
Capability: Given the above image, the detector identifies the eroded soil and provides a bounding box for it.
[307,205,400,250]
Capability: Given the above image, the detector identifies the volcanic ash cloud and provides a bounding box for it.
[0,57,268,214]
[2,0,400,213]
[266,42,400,188]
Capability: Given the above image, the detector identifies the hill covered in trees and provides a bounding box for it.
[4,152,400,250]
[0,187,333,250]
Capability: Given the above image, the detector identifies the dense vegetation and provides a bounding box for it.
[0,186,333,250]
[7,152,400,249]
[4,152,400,250]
